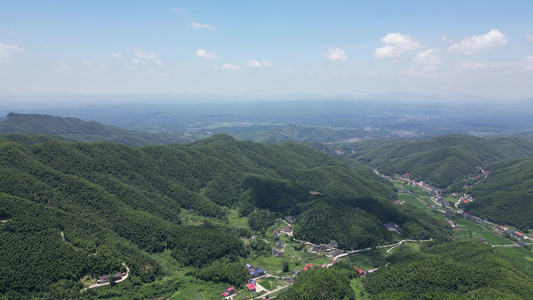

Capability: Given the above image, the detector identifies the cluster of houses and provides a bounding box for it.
[463,212,485,225]
[460,194,474,204]
[302,263,313,271]
[309,240,338,253]
[435,196,449,208]
[272,227,292,238]
[400,188,413,194]
[96,272,125,284]
[496,226,525,240]
[272,241,284,258]
[330,249,343,258]
[247,263,266,278]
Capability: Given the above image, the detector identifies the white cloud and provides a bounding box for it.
[381,33,421,49]
[0,42,23,59]
[374,33,422,59]
[374,45,398,59]
[131,49,163,66]
[221,64,239,70]
[132,49,158,59]
[243,60,262,68]
[188,22,216,30]
[111,53,122,59]
[321,47,347,62]
[525,56,533,63]
[262,59,272,68]
[82,61,93,65]
[526,33,533,42]
[196,49,220,59]
[413,48,441,65]
[448,29,507,55]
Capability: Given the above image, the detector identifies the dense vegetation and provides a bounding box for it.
[2,127,531,298]
[293,197,450,249]
[0,113,185,146]
[363,239,533,299]
[465,158,533,230]
[350,134,533,188]
[277,267,357,300]
[0,133,408,296]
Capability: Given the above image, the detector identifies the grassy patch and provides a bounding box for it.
[350,277,371,299]
[168,275,227,300]
[258,276,279,290]
[398,194,426,209]
[344,249,389,270]
[150,249,181,276]
[227,209,249,228]
[495,247,533,275]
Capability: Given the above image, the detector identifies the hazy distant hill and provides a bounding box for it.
[0,112,187,146]
[465,158,533,230]
[189,124,382,144]
[0,134,450,296]
[351,134,533,188]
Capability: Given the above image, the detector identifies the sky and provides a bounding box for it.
[1,0,533,99]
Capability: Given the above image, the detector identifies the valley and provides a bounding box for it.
[1,113,533,299]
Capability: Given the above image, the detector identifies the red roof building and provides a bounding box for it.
[246,283,256,292]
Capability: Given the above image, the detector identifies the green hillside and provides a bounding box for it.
[352,134,533,188]
[0,134,450,297]
[0,113,186,146]
[363,239,533,299]
[464,158,533,230]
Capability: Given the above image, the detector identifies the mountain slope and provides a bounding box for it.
[0,112,186,146]
[352,134,533,187]
[464,158,533,230]
[0,134,450,296]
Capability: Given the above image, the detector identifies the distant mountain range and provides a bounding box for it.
[0,112,186,146]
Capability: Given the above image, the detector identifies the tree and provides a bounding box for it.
[283,260,290,273]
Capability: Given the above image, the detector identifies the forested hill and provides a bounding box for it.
[363,239,533,299]
[0,112,186,146]
[0,134,450,297]
[350,134,533,188]
[464,158,533,230]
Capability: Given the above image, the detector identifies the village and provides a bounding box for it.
[83,167,531,299]
[214,216,430,300]
[391,170,532,248]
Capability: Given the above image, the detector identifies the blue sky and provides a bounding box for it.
[1,0,533,98]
